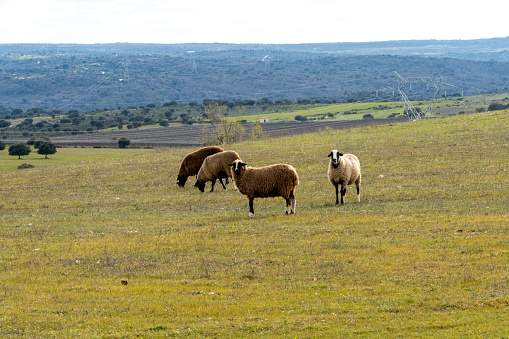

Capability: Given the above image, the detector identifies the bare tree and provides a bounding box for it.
[202,103,245,145]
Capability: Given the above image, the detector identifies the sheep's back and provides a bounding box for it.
[178,146,223,177]
[240,164,299,198]
[198,150,241,181]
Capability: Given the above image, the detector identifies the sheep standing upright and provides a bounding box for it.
[229,159,299,217]
[327,150,361,205]
[176,146,224,187]
[195,150,241,192]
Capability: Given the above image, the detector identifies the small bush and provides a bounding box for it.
[18,163,34,169]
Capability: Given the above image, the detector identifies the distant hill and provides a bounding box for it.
[1,38,509,112]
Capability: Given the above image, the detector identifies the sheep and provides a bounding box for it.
[229,159,299,217]
[195,150,241,192]
[327,150,361,205]
[176,146,224,187]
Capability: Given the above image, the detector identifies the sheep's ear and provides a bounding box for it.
[241,162,247,167]
[328,152,333,157]
[228,163,234,167]
[338,153,343,156]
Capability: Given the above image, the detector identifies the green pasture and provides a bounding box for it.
[228,99,469,123]
[0,147,153,171]
[0,111,508,337]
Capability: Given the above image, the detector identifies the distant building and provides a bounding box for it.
[260,117,269,123]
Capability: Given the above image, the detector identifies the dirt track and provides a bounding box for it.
[48,117,408,147]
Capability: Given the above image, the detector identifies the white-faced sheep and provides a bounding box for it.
[195,150,241,192]
[176,146,224,187]
[327,150,361,205]
[229,159,299,217]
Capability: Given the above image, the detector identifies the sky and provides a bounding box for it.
[1,0,508,44]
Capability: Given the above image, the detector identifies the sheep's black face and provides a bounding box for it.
[328,150,342,168]
[194,181,205,192]
[177,176,187,187]
[230,161,246,175]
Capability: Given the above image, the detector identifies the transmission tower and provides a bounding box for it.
[188,51,197,73]
[394,71,462,120]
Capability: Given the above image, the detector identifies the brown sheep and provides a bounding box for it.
[195,150,241,192]
[176,146,224,187]
[229,159,299,217]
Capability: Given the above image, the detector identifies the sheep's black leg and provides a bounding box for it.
[218,178,227,190]
[248,198,255,217]
[285,198,291,215]
[356,184,360,202]
[210,179,216,192]
[341,187,346,205]
[289,191,296,214]
[334,182,339,205]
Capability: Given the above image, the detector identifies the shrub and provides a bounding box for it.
[295,115,308,121]
[118,138,130,148]
[487,102,507,111]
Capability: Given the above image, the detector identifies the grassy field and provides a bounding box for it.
[0,111,508,337]
[228,97,482,123]
[230,92,509,123]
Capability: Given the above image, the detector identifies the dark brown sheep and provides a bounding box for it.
[176,146,224,187]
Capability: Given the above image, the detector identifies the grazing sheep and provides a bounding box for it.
[195,150,241,192]
[327,150,361,205]
[229,159,299,217]
[176,146,224,187]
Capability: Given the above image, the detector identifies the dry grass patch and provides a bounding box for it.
[0,111,508,337]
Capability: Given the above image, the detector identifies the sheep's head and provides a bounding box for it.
[194,180,206,192]
[229,160,246,176]
[176,175,187,187]
[328,150,343,169]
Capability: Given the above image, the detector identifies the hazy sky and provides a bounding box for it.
[1,0,508,44]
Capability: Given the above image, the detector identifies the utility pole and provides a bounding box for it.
[124,56,130,82]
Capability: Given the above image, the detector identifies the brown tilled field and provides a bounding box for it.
[46,118,407,147]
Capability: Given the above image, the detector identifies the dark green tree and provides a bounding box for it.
[37,142,57,159]
[9,143,31,159]
[0,141,6,151]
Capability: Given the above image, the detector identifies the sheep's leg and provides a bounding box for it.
[290,191,296,214]
[210,179,216,192]
[334,182,340,205]
[356,184,360,202]
[248,198,255,217]
[285,198,291,215]
[218,178,227,190]
[341,186,346,205]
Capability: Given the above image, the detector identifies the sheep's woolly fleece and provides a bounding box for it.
[230,159,299,217]
[176,146,223,187]
[327,150,361,205]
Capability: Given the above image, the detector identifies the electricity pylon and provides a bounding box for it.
[394,71,463,120]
